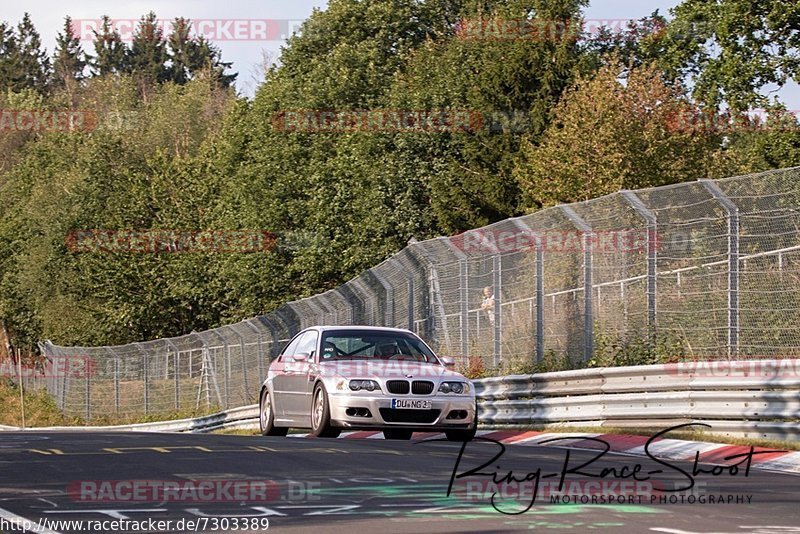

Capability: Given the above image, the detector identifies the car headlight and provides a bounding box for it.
[349,379,381,392]
[438,381,469,394]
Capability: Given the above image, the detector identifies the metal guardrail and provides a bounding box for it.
[3,360,798,441]
[1,405,259,434]
[475,359,800,441]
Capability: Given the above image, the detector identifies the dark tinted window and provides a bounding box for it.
[321,330,438,363]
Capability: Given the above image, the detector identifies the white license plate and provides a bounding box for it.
[391,399,431,409]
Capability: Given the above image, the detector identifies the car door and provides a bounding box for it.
[283,330,319,422]
[272,333,303,420]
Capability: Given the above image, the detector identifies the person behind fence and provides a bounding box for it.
[481,286,495,326]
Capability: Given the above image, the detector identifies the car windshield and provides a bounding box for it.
[320,330,439,364]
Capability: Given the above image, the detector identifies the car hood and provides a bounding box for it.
[317,360,466,381]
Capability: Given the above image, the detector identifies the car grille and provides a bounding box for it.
[386,380,410,394]
[380,408,441,424]
[411,380,434,395]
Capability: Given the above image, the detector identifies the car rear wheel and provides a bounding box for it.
[260,389,288,437]
[310,384,341,438]
[383,429,413,440]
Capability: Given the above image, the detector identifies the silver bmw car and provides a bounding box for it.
[258,326,477,441]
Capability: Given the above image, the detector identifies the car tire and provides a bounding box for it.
[310,384,341,438]
[260,389,288,437]
[383,429,413,440]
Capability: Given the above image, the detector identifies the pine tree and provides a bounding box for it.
[167,17,193,84]
[126,12,169,84]
[167,18,236,87]
[89,15,127,75]
[5,13,50,93]
[52,17,86,90]
[0,21,20,91]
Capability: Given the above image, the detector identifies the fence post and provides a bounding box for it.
[492,253,502,366]
[57,347,67,413]
[134,343,150,415]
[512,218,544,362]
[207,331,230,408]
[407,278,414,331]
[371,269,395,327]
[165,339,181,410]
[105,347,121,414]
[442,238,470,359]
[560,205,594,362]
[229,324,249,404]
[700,179,740,358]
[245,319,266,383]
[621,190,658,338]
[84,354,90,421]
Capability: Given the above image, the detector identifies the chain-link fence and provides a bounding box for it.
[37,167,800,418]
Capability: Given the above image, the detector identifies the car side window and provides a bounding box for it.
[280,333,303,360]
[295,331,319,361]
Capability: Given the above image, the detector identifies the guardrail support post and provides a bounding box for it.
[700,180,740,358]
[622,190,658,338]
[560,205,594,362]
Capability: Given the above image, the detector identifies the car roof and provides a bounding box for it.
[305,325,415,334]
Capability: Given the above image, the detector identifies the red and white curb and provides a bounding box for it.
[290,429,800,475]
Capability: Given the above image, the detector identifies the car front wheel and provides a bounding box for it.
[310,384,341,438]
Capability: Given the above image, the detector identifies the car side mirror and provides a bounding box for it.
[292,352,310,362]
[441,357,455,367]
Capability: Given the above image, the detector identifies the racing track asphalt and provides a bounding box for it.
[0,432,798,533]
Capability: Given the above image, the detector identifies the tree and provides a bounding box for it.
[167,18,237,88]
[0,21,20,90]
[513,61,727,208]
[664,0,800,112]
[52,17,86,93]
[126,12,169,87]
[89,16,127,75]
[385,0,588,232]
[14,13,50,93]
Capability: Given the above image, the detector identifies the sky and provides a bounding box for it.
[4,0,800,107]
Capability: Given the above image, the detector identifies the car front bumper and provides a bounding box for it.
[327,392,476,430]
